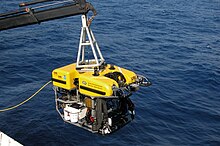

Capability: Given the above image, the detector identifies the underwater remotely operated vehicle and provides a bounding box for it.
[0,0,151,134]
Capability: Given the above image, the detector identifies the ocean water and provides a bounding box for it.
[0,0,220,145]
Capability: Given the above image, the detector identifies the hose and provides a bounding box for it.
[0,80,52,112]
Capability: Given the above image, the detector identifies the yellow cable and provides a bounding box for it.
[0,80,52,112]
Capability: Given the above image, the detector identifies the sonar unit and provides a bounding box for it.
[0,0,151,134]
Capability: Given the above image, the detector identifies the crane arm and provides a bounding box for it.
[0,0,97,31]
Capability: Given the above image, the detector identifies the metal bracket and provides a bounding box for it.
[25,7,40,24]
[76,15,105,71]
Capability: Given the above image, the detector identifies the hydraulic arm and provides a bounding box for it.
[0,0,96,31]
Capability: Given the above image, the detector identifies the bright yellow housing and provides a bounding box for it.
[52,63,138,97]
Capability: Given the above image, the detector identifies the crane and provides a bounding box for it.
[0,0,151,134]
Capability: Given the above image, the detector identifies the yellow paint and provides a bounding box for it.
[52,63,138,97]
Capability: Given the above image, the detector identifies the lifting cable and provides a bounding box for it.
[0,80,52,112]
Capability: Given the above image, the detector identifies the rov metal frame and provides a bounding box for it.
[76,15,105,71]
[53,86,96,133]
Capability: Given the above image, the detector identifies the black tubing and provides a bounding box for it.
[19,0,54,7]
[0,9,26,17]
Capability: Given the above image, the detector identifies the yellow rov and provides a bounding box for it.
[52,15,151,134]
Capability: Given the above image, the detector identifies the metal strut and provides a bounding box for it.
[76,15,104,71]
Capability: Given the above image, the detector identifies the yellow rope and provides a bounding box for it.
[0,80,52,112]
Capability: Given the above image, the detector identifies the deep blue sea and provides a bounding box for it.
[0,0,220,145]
